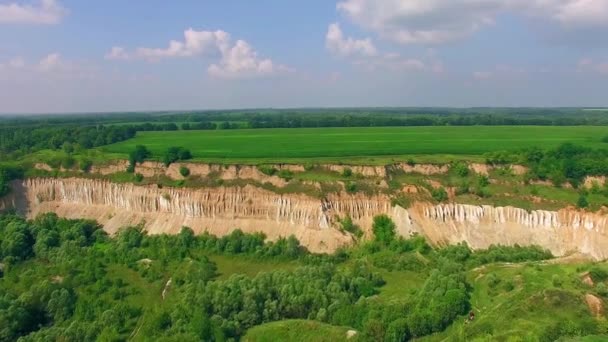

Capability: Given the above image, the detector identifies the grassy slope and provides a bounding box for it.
[101,126,608,164]
[242,261,608,342]
[242,320,353,342]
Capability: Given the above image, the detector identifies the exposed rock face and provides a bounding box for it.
[12,178,392,253]
[4,178,608,259]
[399,203,608,260]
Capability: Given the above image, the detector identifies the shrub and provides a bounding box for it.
[503,280,515,292]
[129,145,151,165]
[61,156,76,169]
[452,161,469,177]
[456,181,470,195]
[372,215,396,245]
[346,182,357,193]
[487,273,501,288]
[340,216,362,238]
[552,274,563,287]
[79,159,93,172]
[277,169,294,181]
[258,165,277,176]
[477,175,490,187]
[179,166,190,177]
[342,168,353,178]
[431,187,448,202]
[589,266,608,282]
[577,194,589,209]
[134,173,144,182]
[162,147,192,166]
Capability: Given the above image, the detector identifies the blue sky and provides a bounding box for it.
[0,0,607,113]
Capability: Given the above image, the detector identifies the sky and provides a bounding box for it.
[0,0,607,113]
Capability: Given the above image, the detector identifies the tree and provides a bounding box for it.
[129,145,151,167]
[386,318,411,342]
[179,166,190,177]
[577,194,589,209]
[372,215,396,245]
[163,147,192,166]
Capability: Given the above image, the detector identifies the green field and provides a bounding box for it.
[103,126,608,164]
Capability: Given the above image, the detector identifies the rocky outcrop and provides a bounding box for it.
[4,178,608,259]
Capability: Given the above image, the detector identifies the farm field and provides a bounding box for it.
[102,126,608,164]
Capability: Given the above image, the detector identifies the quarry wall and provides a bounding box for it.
[3,177,608,259]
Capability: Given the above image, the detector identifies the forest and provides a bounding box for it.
[2,212,601,341]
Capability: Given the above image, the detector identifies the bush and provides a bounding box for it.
[129,145,151,165]
[577,194,589,209]
[372,215,396,245]
[431,187,448,202]
[162,147,192,166]
[340,216,362,238]
[179,166,190,177]
[342,168,353,178]
[477,175,490,187]
[258,165,277,176]
[277,169,294,181]
[452,161,469,177]
[346,182,357,193]
[79,159,93,172]
[552,274,563,287]
[589,266,608,282]
[134,173,144,182]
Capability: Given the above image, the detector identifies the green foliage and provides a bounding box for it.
[589,266,608,282]
[577,194,589,208]
[179,166,190,177]
[127,145,151,172]
[134,173,144,182]
[79,159,93,172]
[258,165,277,176]
[432,187,449,202]
[345,182,357,193]
[477,175,490,187]
[340,216,362,238]
[342,168,353,178]
[277,169,294,181]
[452,161,470,177]
[372,215,396,245]
[602,135,608,143]
[162,146,192,166]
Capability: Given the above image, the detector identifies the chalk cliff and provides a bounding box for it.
[3,178,608,259]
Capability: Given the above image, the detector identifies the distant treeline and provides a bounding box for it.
[2,108,608,159]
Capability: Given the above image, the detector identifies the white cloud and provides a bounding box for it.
[326,23,377,57]
[473,71,494,80]
[8,57,25,68]
[325,23,439,73]
[336,0,608,44]
[0,0,66,24]
[38,53,61,71]
[354,53,426,72]
[473,65,527,81]
[104,47,130,61]
[106,28,290,79]
[578,58,608,75]
[208,39,291,79]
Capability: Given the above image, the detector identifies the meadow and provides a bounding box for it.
[103,126,608,163]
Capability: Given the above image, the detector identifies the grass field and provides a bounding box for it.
[102,126,608,164]
[242,320,353,342]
